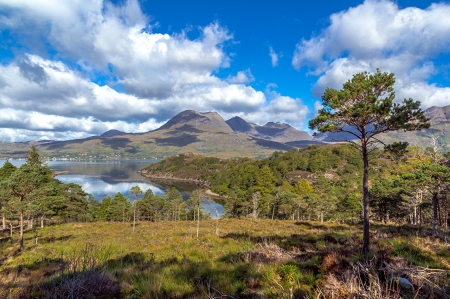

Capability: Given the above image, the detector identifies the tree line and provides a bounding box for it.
[0,147,95,251]
[0,148,210,251]
[2,70,449,257]
[2,139,450,253]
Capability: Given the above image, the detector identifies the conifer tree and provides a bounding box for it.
[0,161,17,229]
[5,147,52,251]
[309,70,430,255]
[130,185,143,232]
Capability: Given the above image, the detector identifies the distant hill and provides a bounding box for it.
[0,110,318,159]
[1,105,447,159]
[383,105,450,152]
[226,117,312,143]
[159,110,234,133]
[100,130,127,137]
[313,105,450,152]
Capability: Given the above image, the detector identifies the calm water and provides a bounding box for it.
[2,159,224,217]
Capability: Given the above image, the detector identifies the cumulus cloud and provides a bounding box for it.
[269,46,279,67]
[0,0,308,142]
[313,101,323,117]
[226,69,255,84]
[0,54,267,134]
[292,0,450,108]
[220,85,309,128]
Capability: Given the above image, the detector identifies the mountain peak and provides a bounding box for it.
[226,116,253,133]
[100,129,127,137]
[263,122,292,129]
[158,110,233,133]
[424,105,450,124]
[225,117,312,142]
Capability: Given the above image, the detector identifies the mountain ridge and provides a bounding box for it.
[0,110,319,159]
[0,106,448,159]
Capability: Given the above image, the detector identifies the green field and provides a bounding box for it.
[1,220,449,298]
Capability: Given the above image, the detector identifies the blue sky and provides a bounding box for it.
[0,0,449,142]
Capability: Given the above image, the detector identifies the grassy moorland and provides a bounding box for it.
[1,220,449,298]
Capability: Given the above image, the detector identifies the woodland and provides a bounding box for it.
[1,143,449,298]
[1,70,450,298]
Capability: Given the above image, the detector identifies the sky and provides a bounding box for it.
[0,0,449,142]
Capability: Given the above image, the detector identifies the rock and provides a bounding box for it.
[398,277,414,290]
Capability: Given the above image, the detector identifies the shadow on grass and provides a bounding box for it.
[294,221,353,231]
[39,234,73,244]
[221,230,360,253]
[113,254,265,298]
[0,236,11,244]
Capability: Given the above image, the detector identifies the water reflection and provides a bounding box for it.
[56,175,165,200]
[1,160,224,217]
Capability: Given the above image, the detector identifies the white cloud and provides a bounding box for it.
[0,55,157,122]
[222,89,309,128]
[313,101,323,117]
[0,55,268,138]
[0,0,313,142]
[269,46,279,67]
[292,0,450,108]
[226,69,255,84]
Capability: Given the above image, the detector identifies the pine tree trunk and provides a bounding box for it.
[362,143,370,257]
[433,192,439,235]
[413,206,417,225]
[133,202,136,232]
[196,204,200,238]
[2,214,5,230]
[41,216,44,228]
[20,210,24,251]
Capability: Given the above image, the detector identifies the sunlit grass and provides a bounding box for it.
[1,220,449,298]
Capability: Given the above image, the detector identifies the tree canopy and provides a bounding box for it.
[309,70,430,255]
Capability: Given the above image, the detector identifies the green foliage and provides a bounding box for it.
[0,147,92,251]
[0,160,16,179]
[309,69,430,255]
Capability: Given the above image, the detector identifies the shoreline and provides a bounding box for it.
[138,170,209,186]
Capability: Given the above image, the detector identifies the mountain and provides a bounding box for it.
[313,105,450,152]
[100,130,127,137]
[159,110,234,133]
[3,105,447,160]
[0,110,319,159]
[226,116,253,133]
[383,105,450,152]
[425,105,450,123]
[226,117,312,143]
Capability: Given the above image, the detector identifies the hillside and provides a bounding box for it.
[0,105,448,159]
[315,105,450,152]
[226,116,312,143]
[0,110,317,159]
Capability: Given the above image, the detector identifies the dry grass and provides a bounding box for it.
[0,220,449,298]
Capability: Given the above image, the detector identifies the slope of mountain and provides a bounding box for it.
[0,110,318,159]
[159,110,233,133]
[226,116,253,133]
[100,130,127,137]
[1,105,447,159]
[383,105,450,152]
[226,117,312,143]
[313,105,450,152]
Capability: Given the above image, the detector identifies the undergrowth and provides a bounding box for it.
[0,220,449,298]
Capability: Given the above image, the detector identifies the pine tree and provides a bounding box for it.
[309,70,430,255]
